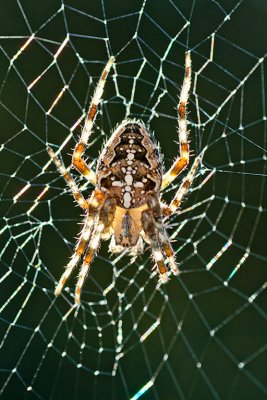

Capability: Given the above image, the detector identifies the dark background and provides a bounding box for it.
[0,1,266,399]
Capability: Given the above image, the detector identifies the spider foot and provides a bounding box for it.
[54,254,81,297]
[158,271,170,284]
[75,263,91,304]
[167,257,180,276]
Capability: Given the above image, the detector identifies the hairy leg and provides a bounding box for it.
[141,208,169,283]
[47,146,88,209]
[54,189,105,298]
[161,52,192,189]
[75,194,116,304]
[72,57,115,185]
[147,194,179,275]
[162,157,200,217]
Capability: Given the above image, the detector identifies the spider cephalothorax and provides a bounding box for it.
[48,54,201,303]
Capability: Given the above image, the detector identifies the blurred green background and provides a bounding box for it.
[0,1,266,399]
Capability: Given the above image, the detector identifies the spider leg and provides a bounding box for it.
[47,146,88,209]
[141,208,169,283]
[54,214,92,297]
[75,195,117,304]
[75,221,104,304]
[162,156,200,217]
[147,194,179,275]
[54,189,105,298]
[161,52,191,190]
[72,57,115,186]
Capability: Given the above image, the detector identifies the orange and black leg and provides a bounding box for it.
[147,194,179,276]
[47,146,88,209]
[74,194,116,304]
[54,189,105,299]
[162,156,201,217]
[72,57,115,186]
[162,52,192,190]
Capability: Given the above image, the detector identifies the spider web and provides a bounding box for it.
[0,0,266,399]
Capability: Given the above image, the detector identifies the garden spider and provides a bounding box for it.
[47,53,200,304]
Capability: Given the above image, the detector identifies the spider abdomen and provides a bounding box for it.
[96,120,162,209]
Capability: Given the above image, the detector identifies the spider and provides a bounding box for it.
[47,53,200,304]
